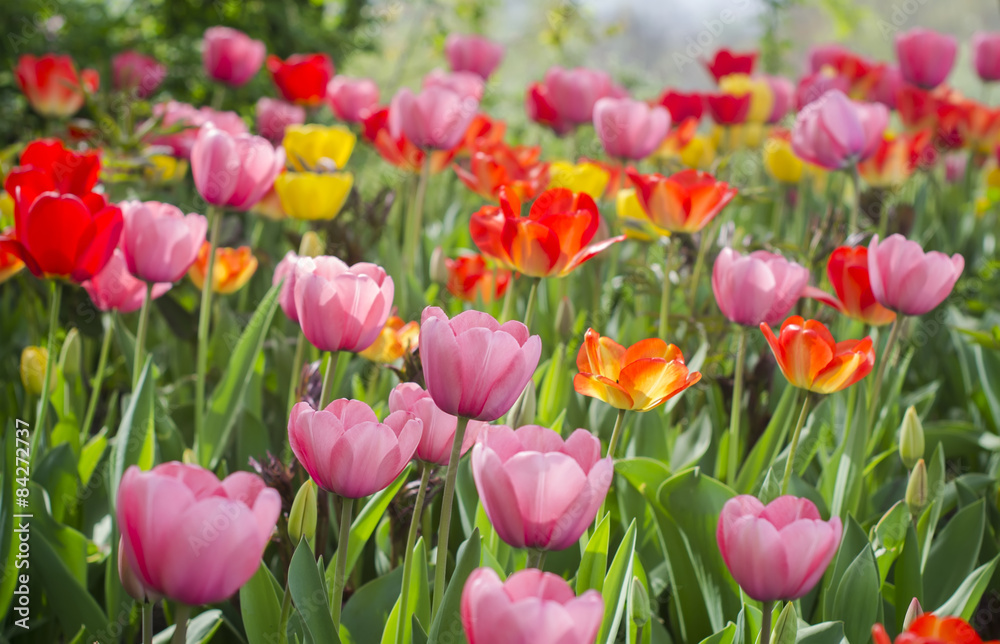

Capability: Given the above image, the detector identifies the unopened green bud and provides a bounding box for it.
[554,296,575,340]
[298,231,324,258]
[20,346,53,396]
[906,459,928,517]
[630,576,650,628]
[902,597,923,630]
[59,328,81,377]
[288,479,318,546]
[429,246,450,285]
[899,406,925,470]
[506,382,536,429]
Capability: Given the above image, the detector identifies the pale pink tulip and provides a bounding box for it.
[868,234,964,316]
[273,250,304,322]
[712,249,809,327]
[327,76,379,123]
[146,100,248,159]
[445,34,505,80]
[191,124,285,210]
[974,33,1000,82]
[255,97,305,144]
[791,89,888,170]
[763,75,794,123]
[120,200,206,283]
[82,249,171,313]
[593,97,670,160]
[388,383,490,465]
[896,28,956,90]
[202,26,266,87]
[288,399,421,498]
[420,307,541,421]
[112,51,166,99]
[717,495,842,602]
[543,66,626,126]
[461,568,604,644]
[423,69,485,102]
[389,86,478,150]
[117,462,280,606]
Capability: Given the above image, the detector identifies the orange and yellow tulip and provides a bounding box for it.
[626,168,737,235]
[760,316,874,394]
[453,143,550,202]
[188,242,258,294]
[858,130,932,188]
[359,316,419,363]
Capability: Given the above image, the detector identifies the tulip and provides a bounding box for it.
[445,34,504,80]
[20,347,52,396]
[763,129,805,184]
[547,160,610,199]
[858,130,932,188]
[593,97,671,160]
[906,459,928,516]
[658,90,704,123]
[389,86,478,150]
[145,100,248,159]
[795,69,851,111]
[791,89,888,170]
[806,246,896,327]
[868,234,964,316]
[706,93,751,125]
[202,27,266,86]
[974,33,1000,82]
[266,53,333,105]
[471,425,612,550]
[388,382,493,465]
[361,106,457,174]
[896,28,956,90]
[112,51,166,99]
[4,139,101,208]
[445,253,511,303]
[15,54,98,118]
[120,200,206,283]
[461,568,604,644]
[705,49,757,82]
[678,134,717,170]
[273,250,306,321]
[255,98,305,144]
[454,143,549,201]
[327,76,380,123]
[190,124,284,210]
[188,243,258,294]
[872,614,994,644]
[461,113,506,152]
[293,256,394,353]
[283,124,357,171]
[761,316,874,394]
[0,227,24,285]
[763,75,794,123]
[944,153,967,184]
[82,249,171,313]
[865,64,903,109]
[423,69,485,102]
[525,82,571,136]
[359,316,419,364]
[626,168,737,235]
[712,249,809,327]
[716,495,842,602]
[526,66,625,134]
[719,74,774,123]
[273,172,353,221]
[117,462,281,606]
[899,406,925,470]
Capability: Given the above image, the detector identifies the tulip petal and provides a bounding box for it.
[472,445,527,548]
[573,372,634,410]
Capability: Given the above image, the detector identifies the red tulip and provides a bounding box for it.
[0,227,25,285]
[704,49,757,82]
[460,113,507,153]
[706,93,751,125]
[453,143,549,201]
[805,246,897,326]
[15,54,98,118]
[112,51,166,99]
[863,64,903,110]
[626,168,737,234]
[5,139,100,208]
[266,54,334,106]
[858,130,932,188]
[525,81,571,136]
[873,614,998,644]
[658,90,704,123]
[445,253,511,304]
[525,66,624,135]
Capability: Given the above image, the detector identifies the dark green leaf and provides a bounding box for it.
[290,539,340,643]
[427,528,480,644]
[240,563,284,644]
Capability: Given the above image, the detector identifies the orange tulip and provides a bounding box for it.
[461,113,507,153]
[188,242,258,294]
[359,316,419,363]
[626,168,737,235]
[573,328,701,412]
[453,143,550,202]
[470,186,624,278]
[873,614,998,644]
[760,316,874,394]
[859,130,932,187]
[445,253,511,303]
[805,246,896,327]
[361,107,455,174]
[0,227,25,284]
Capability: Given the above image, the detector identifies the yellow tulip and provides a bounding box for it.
[763,134,805,184]
[359,317,420,363]
[616,188,661,241]
[719,74,773,124]
[283,124,357,172]
[274,172,354,221]
[548,160,610,199]
[145,154,188,183]
[679,135,716,170]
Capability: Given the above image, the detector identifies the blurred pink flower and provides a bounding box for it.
[791,89,888,170]
[146,100,248,159]
[974,32,1000,82]
[82,249,171,313]
[445,34,504,80]
[112,51,166,99]
[389,86,478,150]
[190,124,284,210]
[593,97,670,160]
[712,248,809,327]
[327,76,379,123]
[255,97,305,144]
[896,28,956,90]
[202,26,266,86]
[120,200,206,283]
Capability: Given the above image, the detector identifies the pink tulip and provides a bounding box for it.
[445,34,505,80]
[293,256,394,353]
[120,200,206,283]
[146,101,248,159]
[82,249,171,313]
[327,76,379,123]
[288,399,421,498]
[896,28,956,90]
[112,51,166,99]
[716,495,842,602]
[807,44,856,74]
[593,97,670,160]
[712,249,809,327]
[763,75,794,123]
[865,64,902,110]
[273,250,304,322]
[795,70,850,110]
[944,153,967,184]
[388,383,490,465]
[868,234,964,316]
[191,124,284,210]
[420,307,541,422]
[422,68,485,102]
[117,462,280,606]
[118,537,158,603]
[255,97,305,144]
[471,425,611,550]
[791,89,888,170]
[202,26,266,87]
[974,33,1000,82]
[544,66,626,126]
[389,86,478,150]
[461,568,603,644]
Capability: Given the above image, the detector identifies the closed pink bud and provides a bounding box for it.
[419,307,541,421]
[868,234,964,316]
[288,399,421,498]
[544,66,626,126]
[895,28,956,90]
[293,256,394,353]
[82,249,171,313]
[717,495,842,602]
[388,383,490,465]
[121,200,206,283]
[974,33,1000,82]
[763,75,794,123]
[461,568,604,644]
[593,97,670,160]
[389,86,478,150]
[422,69,485,102]
[116,462,281,606]
[471,425,611,551]
[791,89,888,170]
[202,26,266,87]
[712,248,808,327]
[327,76,379,123]
[255,97,305,144]
[191,124,284,210]
[273,250,302,322]
[112,51,166,99]
[445,34,505,80]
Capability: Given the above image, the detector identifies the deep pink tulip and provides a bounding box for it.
[191,124,284,210]
[795,70,850,110]
[461,568,603,644]
[293,256,394,353]
[202,26,266,87]
[422,68,485,102]
[895,28,956,90]
[112,51,166,99]
[389,86,478,150]
[791,89,888,170]
[868,234,964,316]
[288,399,421,498]
[974,33,1000,82]
[445,34,505,80]
[763,75,794,123]
[420,307,541,422]
[712,248,809,327]
[865,64,903,109]
[471,425,611,550]
[717,495,842,602]
[146,101,248,159]
[543,66,626,126]
[117,462,280,606]
[327,76,379,123]
[388,383,490,465]
[255,97,305,144]
[120,200,206,283]
[593,97,670,160]
[82,249,171,313]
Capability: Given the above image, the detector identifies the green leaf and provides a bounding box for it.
[577,513,610,595]
[821,516,869,621]
[617,457,671,503]
[924,499,985,608]
[735,385,797,493]
[771,602,797,644]
[109,357,155,511]
[240,563,284,644]
[78,427,107,487]
[427,528,480,644]
[894,525,923,632]
[290,539,340,643]
[873,501,910,583]
[197,282,282,469]
[381,538,429,644]
[152,609,224,643]
[342,565,403,644]
[33,443,78,523]
[932,555,999,620]
[33,530,111,642]
[697,623,736,644]
[797,621,849,644]
[599,519,637,644]
[831,546,880,644]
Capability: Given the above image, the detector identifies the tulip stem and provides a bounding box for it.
[211,84,226,111]
[332,497,353,630]
[727,329,748,486]
[760,600,774,644]
[319,351,340,409]
[526,548,547,570]
[499,275,517,322]
[133,283,153,389]
[865,315,904,444]
[432,415,470,618]
[287,331,307,413]
[404,156,432,284]
[395,465,432,644]
[142,602,153,644]
[659,238,677,340]
[606,408,628,460]
[781,394,813,495]
[523,278,540,330]
[35,280,62,438]
[82,312,115,436]
[847,165,862,238]
[688,221,717,317]
[170,604,191,644]
[195,206,221,449]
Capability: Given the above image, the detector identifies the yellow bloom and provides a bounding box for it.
[763,134,804,184]
[679,135,716,170]
[20,347,53,396]
[719,74,774,123]
[283,124,356,172]
[188,243,258,294]
[547,160,610,199]
[145,154,188,183]
[274,172,354,221]
[359,317,419,363]
[616,188,661,241]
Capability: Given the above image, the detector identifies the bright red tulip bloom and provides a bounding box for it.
[593,97,671,160]
[868,234,964,316]
[470,186,625,278]
[327,76,379,123]
[361,107,456,173]
[445,34,504,80]
[896,28,957,90]
[15,53,98,118]
[120,200,207,283]
[389,85,479,150]
[974,32,1000,83]
[896,85,941,131]
[791,89,888,170]
[255,97,305,144]
[453,143,550,201]
[445,253,511,304]
[5,139,101,208]
[712,248,809,327]
[190,124,284,210]
[112,51,166,99]
[202,27,266,87]
[705,49,758,82]
[626,168,737,234]
[805,246,896,327]
[658,90,704,123]
[388,383,490,465]
[873,614,999,644]
[706,93,751,125]
[266,53,333,106]
[761,316,874,394]
[82,249,171,313]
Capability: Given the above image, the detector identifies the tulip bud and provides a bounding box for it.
[902,597,923,630]
[59,328,81,378]
[20,346,53,396]
[298,231,324,258]
[630,576,651,628]
[506,382,536,429]
[898,406,925,469]
[906,459,928,517]
[554,296,575,340]
[288,479,318,546]
[429,246,449,285]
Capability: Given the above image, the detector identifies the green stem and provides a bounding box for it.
[319,351,340,409]
[525,548,547,570]
[848,165,862,237]
[404,156,431,277]
[432,416,470,618]
[659,239,677,339]
[211,84,226,110]
[82,312,114,435]
[761,600,774,644]
[287,331,307,413]
[727,329,748,486]
[499,275,517,323]
[195,207,221,448]
[142,602,153,644]
[133,283,153,389]
[395,466,432,644]
[277,582,293,644]
[865,315,904,441]
[36,280,62,437]
[606,408,628,459]
[523,278,540,330]
[688,222,716,316]
[237,217,266,311]
[332,497,353,629]
[781,394,813,495]
[170,604,191,644]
